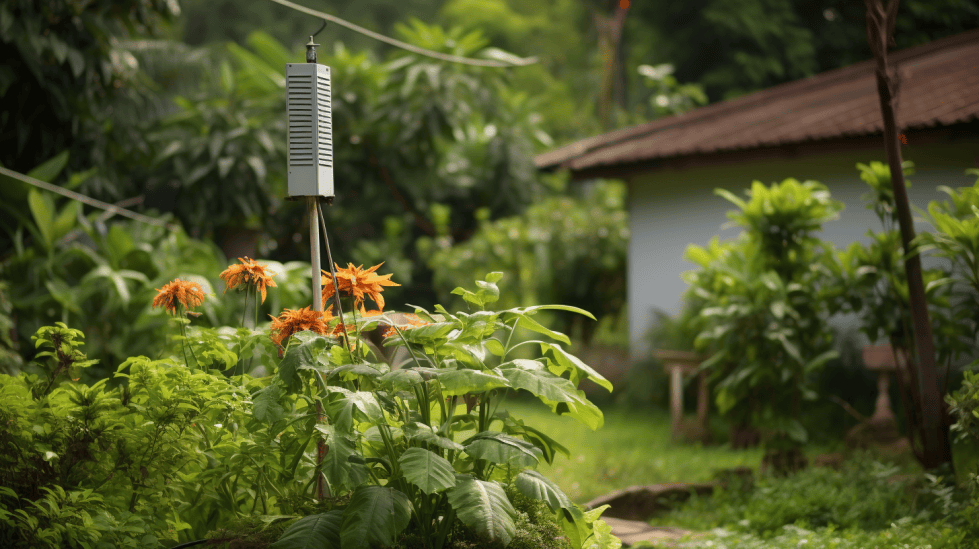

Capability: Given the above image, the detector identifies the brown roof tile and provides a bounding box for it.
[537,29,979,174]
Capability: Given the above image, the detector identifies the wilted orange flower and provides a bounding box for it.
[380,313,431,338]
[153,279,207,315]
[269,306,333,346]
[220,257,278,303]
[321,262,400,312]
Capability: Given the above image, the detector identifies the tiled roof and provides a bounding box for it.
[536,29,979,174]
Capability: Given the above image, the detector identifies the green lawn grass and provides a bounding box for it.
[501,398,765,503]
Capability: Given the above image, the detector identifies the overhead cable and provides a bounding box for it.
[0,166,172,228]
[264,0,537,67]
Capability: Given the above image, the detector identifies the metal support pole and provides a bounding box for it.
[310,198,322,312]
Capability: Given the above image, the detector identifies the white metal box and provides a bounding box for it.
[286,63,334,198]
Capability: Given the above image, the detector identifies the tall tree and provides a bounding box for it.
[630,0,979,101]
[864,0,952,471]
[0,0,179,198]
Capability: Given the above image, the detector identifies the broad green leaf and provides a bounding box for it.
[484,338,505,357]
[515,424,570,464]
[252,382,286,426]
[447,476,516,546]
[270,511,342,549]
[278,331,328,393]
[550,397,604,431]
[51,201,80,243]
[328,391,382,432]
[714,187,747,211]
[515,314,570,345]
[316,425,368,491]
[26,150,69,183]
[514,470,573,512]
[504,304,596,320]
[399,321,456,342]
[500,360,581,404]
[451,286,484,308]
[437,368,509,396]
[329,362,389,381]
[398,448,456,494]
[590,516,623,549]
[27,189,54,249]
[378,369,424,391]
[465,433,540,467]
[406,423,464,451]
[542,343,612,392]
[340,486,412,549]
[474,279,500,304]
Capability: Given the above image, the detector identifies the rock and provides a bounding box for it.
[601,517,699,548]
[584,482,716,521]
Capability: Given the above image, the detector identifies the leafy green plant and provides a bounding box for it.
[685,179,842,459]
[0,323,253,548]
[257,272,616,548]
[832,162,970,465]
[915,168,979,366]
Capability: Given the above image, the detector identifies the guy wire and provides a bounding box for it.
[317,201,352,347]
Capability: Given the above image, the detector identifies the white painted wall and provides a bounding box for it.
[627,141,979,360]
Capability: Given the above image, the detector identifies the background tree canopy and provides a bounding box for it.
[3,0,979,366]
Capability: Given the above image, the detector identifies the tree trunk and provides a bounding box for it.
[864,0,952,470]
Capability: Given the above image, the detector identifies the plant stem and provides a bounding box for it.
[241,286,250,328]
[180,320,200,369]
[178,314,193,369]
[351,304,362,361]
[254,286,260,330]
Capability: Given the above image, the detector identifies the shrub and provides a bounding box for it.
[684,179,843,454]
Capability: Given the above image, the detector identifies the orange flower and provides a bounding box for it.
[321,262,400,312]
[269,306,333,346]
[153,279,207,315]
[380,313,431,338]
[220,257,278,303]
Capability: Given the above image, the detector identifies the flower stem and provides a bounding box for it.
[178,314,193,369]
[241,286,250,328]
[254,287,260,331]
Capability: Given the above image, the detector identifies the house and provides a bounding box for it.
[536,29,979,360]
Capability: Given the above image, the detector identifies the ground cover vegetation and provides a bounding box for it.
[652,455,974,548]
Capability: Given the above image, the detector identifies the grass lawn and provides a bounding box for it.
[501,398,765,502]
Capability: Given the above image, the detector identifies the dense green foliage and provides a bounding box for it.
[0,0,178,196]
[0,153,313,374]
[630,0,979,101]
[426,181,627,341]
[684,179,843,450]
[0,273,620,548]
